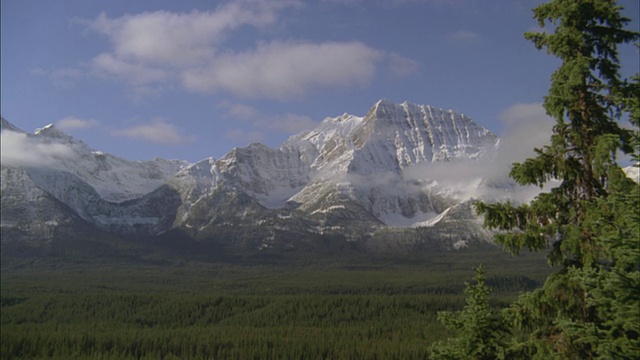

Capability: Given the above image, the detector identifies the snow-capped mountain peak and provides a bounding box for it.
[179,100,500,230]
[35,123,69,138]
[1,118,186,203]
[2,100,502,253]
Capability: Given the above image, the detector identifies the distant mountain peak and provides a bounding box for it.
[36,123,55,130]
[0,117,25,133]
[366,98,398,119]
[374,98,396,107]
[34,123,75,141]
[1,100,503,255]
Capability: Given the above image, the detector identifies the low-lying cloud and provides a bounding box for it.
[91,52,170,85]
[1,130,76,167]
[497,102,554,165]
[402,102,555,203]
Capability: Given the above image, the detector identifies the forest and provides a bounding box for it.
[1,246,550,359]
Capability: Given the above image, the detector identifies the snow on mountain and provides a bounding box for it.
[1,119,187,202]
[1,166,83,241]
[282,99,498,225]
[170,99,498,232]
[0,100,512,252]
[216,143,315,208]
[1,118,188,238]
[624,164,639,184]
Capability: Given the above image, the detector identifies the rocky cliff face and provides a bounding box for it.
[1,118,185,238]
[1,100,501,255]
[284,100,497,221]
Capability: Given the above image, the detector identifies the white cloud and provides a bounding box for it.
[448,30,480,42]
[81,1,302,92]
[0,130,75,167]
[387,53,420,77]
[71,2,395,101]
[91,52,169,85]
[402,102,556,203]
[324,0,464,5]
[497,102,554,168]
[57,116,99,130]
[87,2,296,68]
[111,118,196,145]
[78,2,299,97]
[438,103,553,185]
[182,41,381,99]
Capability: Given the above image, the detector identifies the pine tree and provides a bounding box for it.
[430,266,509,360]
[474,0,639,358]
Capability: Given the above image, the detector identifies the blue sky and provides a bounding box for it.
[2,0,638,162]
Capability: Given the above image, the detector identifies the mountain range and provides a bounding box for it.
[0,99,575,259]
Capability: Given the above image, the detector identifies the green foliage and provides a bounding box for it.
[471,0,640,358]
[621,73,640,163]
[1,247,549,359]
[430,265,509,360]
[479,0,639,266]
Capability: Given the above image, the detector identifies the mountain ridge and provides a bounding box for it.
[1,100,514,258]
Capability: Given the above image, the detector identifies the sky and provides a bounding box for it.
[1,0,639,163]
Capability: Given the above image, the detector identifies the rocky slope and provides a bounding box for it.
[2,100,504,256]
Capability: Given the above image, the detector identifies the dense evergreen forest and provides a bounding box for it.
[1,246,550,359]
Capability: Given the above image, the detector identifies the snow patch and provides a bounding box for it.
[453,240,468,250]
[624,164,639,184]
[380,208,451,228]
[255,184,304,209]
[310,205,346,215]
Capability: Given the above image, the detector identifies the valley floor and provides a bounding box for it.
[1,245,551,359]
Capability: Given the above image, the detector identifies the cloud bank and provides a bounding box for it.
[403,102,555,203]
[181,41,381,99]
[66,1,413,101]
[0,130,76,167]
[496,102,555,170]
[87,1,293,67]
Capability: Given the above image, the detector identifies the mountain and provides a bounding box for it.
[1,100,504,259]
[1,119,187,202]
[624,163,639,184]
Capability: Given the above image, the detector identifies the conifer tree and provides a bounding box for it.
[430,266,509,360]
[474,0,639,358]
